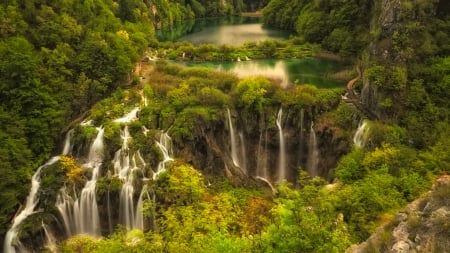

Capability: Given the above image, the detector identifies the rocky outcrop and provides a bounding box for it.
[346,175,450,253]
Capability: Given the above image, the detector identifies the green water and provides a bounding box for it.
[159,17,347,88]
[157,17,290,46]
[183,58,347,89]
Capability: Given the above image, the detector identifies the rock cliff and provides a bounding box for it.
[347,175,450,253]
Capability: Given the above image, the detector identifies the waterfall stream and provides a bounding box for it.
[153,131,174,180]
[307,122,319,177]
[276,108,286,182]
[353,120,369,148]
[227,108,240,168]
[3,157,60,253]
[75,127,104,236]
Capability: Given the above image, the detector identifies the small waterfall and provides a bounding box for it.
[238,132,247,175]
[153,131,174,180]
[114,126,131,179]
[119,179,135,229]
[62,129,74,156]
[353,120,369,148]
[227,108,240,168]
[3,157,60,253]
[56,188,76,237]
[307,122,319,177]
[135,185,150,230]
[107,191,113,234]
[256,132,264,177]
[298,108,305,165]
[73,127,104,236]
[42,221,57,253]
[114,107,139,123]
[276,108,286,182]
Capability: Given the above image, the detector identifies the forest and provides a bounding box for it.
[1,0,449,252]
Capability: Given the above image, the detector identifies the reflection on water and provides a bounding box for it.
[223,61,290,88]
[157,17,290,46]
[183,58,347,88]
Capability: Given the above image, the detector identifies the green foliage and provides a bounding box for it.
[233,77,275,112]
[261,181,352,252]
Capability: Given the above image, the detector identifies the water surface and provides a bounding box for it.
[183,58,347,89]
[158,17,290,46]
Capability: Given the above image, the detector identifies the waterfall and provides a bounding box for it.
[353,120,369,148]
[119,179,135,229]
[238,132,247,175]
[114,107,139,123]
[56,188,76,237]
[114,126,131,179]
[307,122,319,177]
[276,108,286,182]
[298,108,305,165]
[42,221,57,253]
[153,131,174,180]
[3,157,60,253]
[227,108,240,168]
[256,132,264,177]
[135,185,150,230]
[73,127,104,236]
[62,129,74,156]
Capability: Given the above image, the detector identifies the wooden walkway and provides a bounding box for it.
[342,66,378,120]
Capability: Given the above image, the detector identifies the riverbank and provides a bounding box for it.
[240,11,263,17]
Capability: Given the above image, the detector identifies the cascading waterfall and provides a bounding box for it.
[307,122,319,177]
[56,188,76,237]
[153,131,174,179]
[227,108,240,168]
[114,107,139,123]
[3,157,60,253]
[353,120,369,148]
[55,127,106,237]
[276,108,286,182]
[73,127,104,236]
[113,125,147,230]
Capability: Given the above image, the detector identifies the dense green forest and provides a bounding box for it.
[1,0,449,252]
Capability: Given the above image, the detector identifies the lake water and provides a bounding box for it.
[157,17,290,46]
[159,17,347,88]
[183,58,346,89]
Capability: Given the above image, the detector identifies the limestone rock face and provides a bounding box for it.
[346,175,450,253]
[379,0,402,35]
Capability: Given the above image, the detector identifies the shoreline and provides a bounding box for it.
[240,11,263,17]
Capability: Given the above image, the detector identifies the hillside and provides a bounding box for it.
[1,0,449,252]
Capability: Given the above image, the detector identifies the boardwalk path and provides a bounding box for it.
[343,66,378,120]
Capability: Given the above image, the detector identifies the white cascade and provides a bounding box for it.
[135,185,150,230]
[256,132,264,177]
[3,157,60,253]
[276,108,286,182]
[73,127,104,236]
[42,221,57,253]
[239,132,247,175]
[353,120,369,148]
[62,129,74,156]
[153,131,173,180]
[227,108,240,168]
[307,122,319,177]
[56,188,76,237]
[114,107,139,123]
